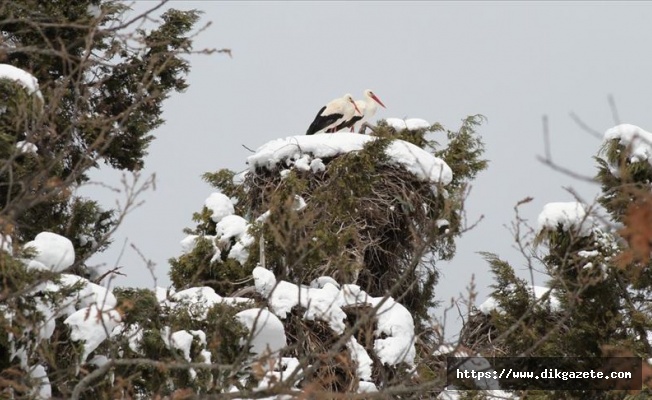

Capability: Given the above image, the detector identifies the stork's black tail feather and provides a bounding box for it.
[306,106,342,135]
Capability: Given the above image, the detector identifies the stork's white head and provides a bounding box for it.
[364,89,386,108]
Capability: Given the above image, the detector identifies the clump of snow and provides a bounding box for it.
[604,124,652,165]
[64,306,122,362]
[537,202,595,237]
[205,192,235,223]
[160,328,208,380]
[215,215,255,264]
[180,234,199,254]
[253,267,416,366]
[293,195,307,211]
[358,381,378,393]
[310,276,340,289]
[86,3,102,18]
[578,250,599,258]
[11,271,122,369]
[184,192,257,264]
[294,154,312,171]
[16,141,38,154]
[111,323,144,355]
[253,357,303,393]
[310,158,326,172]
[246,133,452,185]
[23,232,75,272]
[479,285,561,315]
[385,117,431,131]
[169,286,251,319]
[0,234,11,254]
[235,308,286,357]
[29,364,51,400]
[216,215,248,242]
[347,337,373,381]
[0,64,43,100]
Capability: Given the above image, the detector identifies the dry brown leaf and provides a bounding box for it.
[615,194,652,276]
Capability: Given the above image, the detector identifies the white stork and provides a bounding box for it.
[305,93,362,135]
[329,89,386,133]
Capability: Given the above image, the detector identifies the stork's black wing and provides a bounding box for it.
[306,106,342,135]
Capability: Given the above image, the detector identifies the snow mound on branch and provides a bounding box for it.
[24,232,75,272]
[253,267,416,367]
[16,141,38,154]
[181,193,256,264]
[537,202,595,237]
[168,286,252,319]
[246,132,452,185]
[604,124,652,164]
[64,306,122,362]
[160,328,210,380]
[0,64,43,100]
[235,308,286,357]
[479,285,561,315]
[385,117,431,131]
[29,364,51,400]
[205,192,235,223]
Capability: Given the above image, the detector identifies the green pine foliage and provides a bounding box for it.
[0,0,200,264]
[460,126,652,398]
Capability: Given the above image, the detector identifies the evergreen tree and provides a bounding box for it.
[0,0,204,397]
[461,123,652,399]
[0,1,495,398]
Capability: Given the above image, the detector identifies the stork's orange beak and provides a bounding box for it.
[351,100,362,115]
[371,94,386,108]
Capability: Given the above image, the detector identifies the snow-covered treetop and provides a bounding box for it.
[537,202,595,237]
[0,63,43,100]
[604,124,652,165]
[246,132,453,185]
[478,285,561,315]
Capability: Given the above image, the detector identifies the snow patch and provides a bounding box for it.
[246,133,452,185]
[604,124,652,165]
[385,117,431,131]
[23,232,75,272]
[235,308,286,357]
[537,202,595,237]
[479,285,560,315]
[253,267,416,366]
[16,141,38,154]
[64,306,122,362]
[170,286,252,319]
[205,192,235,223]
[0,64,43,100]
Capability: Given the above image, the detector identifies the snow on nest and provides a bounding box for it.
[0,64,43,100]
[537,202,595,237]
[246,132,452,185]
[604,124,652,165]
[253,267,416,366]
[235,308,287,357]
[385,117,431,131]
[23,232,75,272]
[478,285,561,315]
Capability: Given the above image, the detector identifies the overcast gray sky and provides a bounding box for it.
[79,1,652,338]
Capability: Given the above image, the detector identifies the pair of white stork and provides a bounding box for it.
[305,90,386,135]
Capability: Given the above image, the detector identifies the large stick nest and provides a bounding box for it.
[243,138,458,324]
